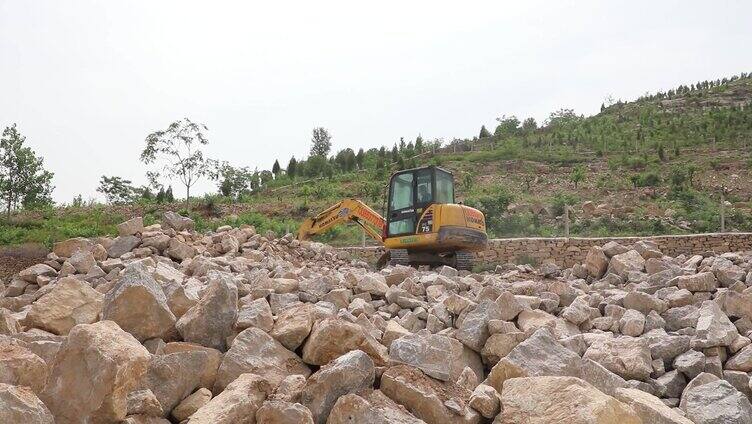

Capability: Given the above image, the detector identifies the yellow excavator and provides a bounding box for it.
[297,166,488,269]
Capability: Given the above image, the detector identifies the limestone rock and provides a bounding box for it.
[25,277,104,335]
[176,273,238,351]
[141,351,207,416]
[583,336,653,381]
[187,373,269,424]
[302,317,389,366]
[256,400,314,424]
[585,246,609,278]
[163,212,195,232]
[389,331,483,383]
[498,376,641,424]
[0,340,49,394]
[19,263,57,283]
[301,350,375,423]
[215,327,311,392]
[235,297,273,332]
[456,300,502,352]
[102,266,177,342]
[608,250,645,277]
[615,387,693,424]
[675,272,718,292]
[0,383,54,424]
[53,237,94,258]
[328,390,424,424]
[270,303,316,350]
[682,379,752,424]
[118,217,144,236]
[40,321,151,423]
[171,388,212,422]
[692,300,738,348]
[469,384,500,419]
[108,235,142,258]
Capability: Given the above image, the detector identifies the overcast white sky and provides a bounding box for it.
[1,1,751,202]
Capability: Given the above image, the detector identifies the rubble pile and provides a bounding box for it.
[1,212,752,423]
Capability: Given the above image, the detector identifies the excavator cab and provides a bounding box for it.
[382,166,487,268]
[297,165,487,270]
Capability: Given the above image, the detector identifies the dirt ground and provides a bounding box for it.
[0,256,44,281]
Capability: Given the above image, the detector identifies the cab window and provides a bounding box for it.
[416,169,433,204]
[436,170,454,203]
[389,173,414,211]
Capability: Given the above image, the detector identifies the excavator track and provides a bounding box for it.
[388,249,410,267]
[454,250,474,271]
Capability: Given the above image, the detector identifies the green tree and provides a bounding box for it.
[570,165,586,188]
[494,115,520,137]
[521,117,538,133]
[140,118,212,204]
[355,148,365,169]
[0,124,54,217]
[310,127,332,157]
[212,162,253,199]
[97,176,134,204]
[272,159,281,178]
[415,135,424,153]
[479,125,491,138]
[287,157,298,179]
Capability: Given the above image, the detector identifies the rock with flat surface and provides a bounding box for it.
[19,264,57,283]
[498,376,641,424]
[102,266,177,342]
[53,237,94,258]
[40,321,151,423]
[0,383,54,424]
[255,400,314,424]
[176,272,238,351]
[215,327,310,392]
[25,277,104,335]
[608,250,645,277]
[270,303,317,350]
[327,390,424,424]
[108,235,142,258]
[171,388,212,422]
[381,365,479,424]
[141,351,207,417]
[456,300,502,352]
[235,297,273,332]
[681,379,752,424]
[302,317,388,366]
[389,331,483,383]
[187,373,269,424]
[692,300,738,348]
[118,217,144,236]
[726,344,752,372]
[0,340,49,394]
[585,246,609,278]
[301,350,375,423]
[615,387,693,424]
[583,336,653,381]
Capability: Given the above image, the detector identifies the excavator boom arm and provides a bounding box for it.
[297,198,386,243]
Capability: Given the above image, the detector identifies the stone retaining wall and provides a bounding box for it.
[340,233,752,268]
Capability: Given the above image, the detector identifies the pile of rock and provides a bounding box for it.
[1,212,752,423]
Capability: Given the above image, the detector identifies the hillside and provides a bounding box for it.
[2,72,752,249]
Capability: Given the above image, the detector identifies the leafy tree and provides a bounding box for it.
[415,135,424,153]
[287,157,298,179]
[165,185,175,202]
[305,155,329,177]
[272,160,281,178]
[494,115,520,137]
[97,175,134,204]
[391,145,399,163]
[570,165,586,188]
[213,162,253,198]
[355,148,365,169]
[479,125,491,138]
[310,127,332,157]
[521,117,538,133]
[140,118,212,204]
[0,124,54,217]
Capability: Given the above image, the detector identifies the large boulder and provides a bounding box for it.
[681,379,752,424]
[455,300,502,352]
[107,235,142,258]
[301,350,375,423]
[614,388,693,424]
[675,272,718,292]
[328,390,424,424]
[485,328,582,393]
[381,365,479,424]
[162,342,222,390]
[692,300,738,348]
[498,376,641,424]
[187,373,269,424]
[140,351,207,417]
[235,297,273,332]
[607,250,645,277]
[0,383,54,424]
[269,303,317,350]
[25,277,104,335]
[19,263,57,283]
[585,246,609,278]
[53,237,94,258]
[118,217,144,236]
[583,336,653,381]
[176,272,238,351]
[171,388,212,422]
[389,331,483,383]
[0,340,49,394]
[255,400,314,424]
[163,212,195,232]
[214,327,310,392]
[102,266,177,342]
[40,321,151,423]
[302,317,388,366]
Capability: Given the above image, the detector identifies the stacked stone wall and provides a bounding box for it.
[340,233,752,268]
